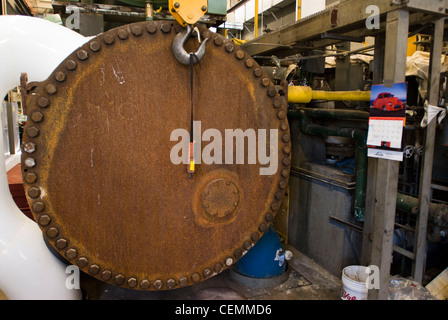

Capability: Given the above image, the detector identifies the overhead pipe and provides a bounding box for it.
[288,86,371,104]
[0,15,89,300]
[287,108,368,221]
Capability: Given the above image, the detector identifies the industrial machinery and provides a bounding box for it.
[16,4,291,292]
[2,0,448,301]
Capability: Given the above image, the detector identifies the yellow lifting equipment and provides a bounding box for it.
[168,0,208,26]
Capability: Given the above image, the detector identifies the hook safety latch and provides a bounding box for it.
[172,24,208,65]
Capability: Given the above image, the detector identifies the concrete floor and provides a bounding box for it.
[0,245,342,300]
[81,245,342,300]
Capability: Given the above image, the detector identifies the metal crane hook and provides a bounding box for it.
[172,24,208,65]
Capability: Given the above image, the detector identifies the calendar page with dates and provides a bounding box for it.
[366,83,407,161]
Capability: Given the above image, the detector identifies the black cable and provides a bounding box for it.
[190,53,195,142]
[188,53,199,176]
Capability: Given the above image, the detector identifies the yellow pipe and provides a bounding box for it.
[288,86,313,103]
[254,0,258,38]
[311,90,371,101]
[297,0,301,21]
[288,86,371,103]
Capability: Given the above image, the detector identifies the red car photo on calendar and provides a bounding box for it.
[369,83,407,118]
[372,92,404,112]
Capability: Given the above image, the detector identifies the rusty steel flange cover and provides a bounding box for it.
[21,20,291,291]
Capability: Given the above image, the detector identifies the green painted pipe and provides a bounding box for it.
[288,108,448,224]
[296,108,370,120]
[396,193,419,214]
[287,109,367,221]
[396,193,448,234]
[396,192,447,217]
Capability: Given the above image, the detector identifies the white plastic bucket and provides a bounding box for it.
[341,265,369,300]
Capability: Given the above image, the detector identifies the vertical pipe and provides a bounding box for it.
[0,15,88,300]
[145,1,154,20]
[1,0,6,15]
[254,0,258,38]
[413,18,444,284]
[296,0,302,21]
[260,0,263,36]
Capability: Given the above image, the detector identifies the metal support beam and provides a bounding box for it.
[412,18,444,284]
[321,32,365,43]
[240,0,447,57]
[367,9,409,300]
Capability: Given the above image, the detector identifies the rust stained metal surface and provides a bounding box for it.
[21,20,291,291]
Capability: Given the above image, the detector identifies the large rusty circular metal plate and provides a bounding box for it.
[21,21,290,291]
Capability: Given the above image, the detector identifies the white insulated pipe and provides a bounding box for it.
[0,15,89,300]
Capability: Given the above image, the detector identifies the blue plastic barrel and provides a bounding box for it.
[233,225,286,278]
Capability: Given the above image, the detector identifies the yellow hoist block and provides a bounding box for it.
[169,0,208,26]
